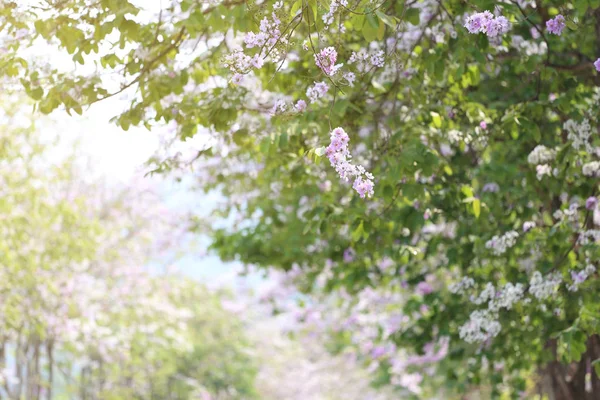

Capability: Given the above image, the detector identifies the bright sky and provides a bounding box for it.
[22,0,249,286]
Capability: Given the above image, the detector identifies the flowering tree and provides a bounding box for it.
[4,0,600,398]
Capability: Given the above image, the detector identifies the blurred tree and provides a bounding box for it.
[0,96,259,400]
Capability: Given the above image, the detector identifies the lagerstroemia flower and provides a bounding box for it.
[486,16,510,38]
[582,161,600,177]
[224,10,283,77]
[231,73,243,85]
[348,49,385,72]
[527,145,556,165]
[464,11,493,34]
[546,15,566,35]
[416,281,433,296]
[464,11,511,38]
[306,81,329,103]
[325,127,375,198]
[595,58,600,72]
[343,71,356,87]
[482,182,500,193]
[294,100,307,112]
[586,196,598,210]
[523,221,536,232]
[322,0,348,27]
[485,231,518,255]
[536,164,552,180]
[314,47,343,76]
[343,247,355,263]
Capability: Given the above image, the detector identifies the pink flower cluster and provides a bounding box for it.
[314,47,343,76]
[546,15,566,35]
[224,11,284,84]
[306,81,329,103]
[245,13,282,48]
[464,11,511,38]
[325,127,374,198]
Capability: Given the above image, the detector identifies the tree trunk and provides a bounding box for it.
[542,335,600,400]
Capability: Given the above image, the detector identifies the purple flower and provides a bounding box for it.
[486,16,511,38]
[370,346,387,359]
[314,47,341,76]
[231,73,243,85]
[423,209,431,220]
[416,281,433,296]
[595,58,600,72]
[343,247,355,263]
[352,176,375,199]
[294,99,307,112]
[306,81,329,103]
[546,15,566,36]
[326,127,375,198]
[465,11,510,37]
[377,257,394,271]
[464,11,494,34]
[482,182,500,193]
[571,270,587,285]
[586,196,598,210]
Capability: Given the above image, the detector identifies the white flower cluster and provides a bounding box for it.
[448,129,467,144]
[535,164,554,180]
[485,230,519,255]
[582,161,600,177]
[529,271,562,300]
[578,229,600,245]
[348,48,386,72]
[511,35,547,56]
[459,310,501,343]
[471,282,495,305]
[564,118,594,153]
[527,145,557,180]
[553,203,580,224]
[447,128,488,149]
[527,145,557,165]
[459,281,525,343]
[523,221,536,232]
[489,283,525,311]
[449,277,475,294]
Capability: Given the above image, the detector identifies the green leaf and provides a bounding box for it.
[473,199,481,218]
[375,10,397,28]
[352,221,364,242]
[362,16,379,42]
[278,132,288,148]
[461,185,474,198]
[430,112,442,128]
[405,8,420,25]
[290,0,302,16]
